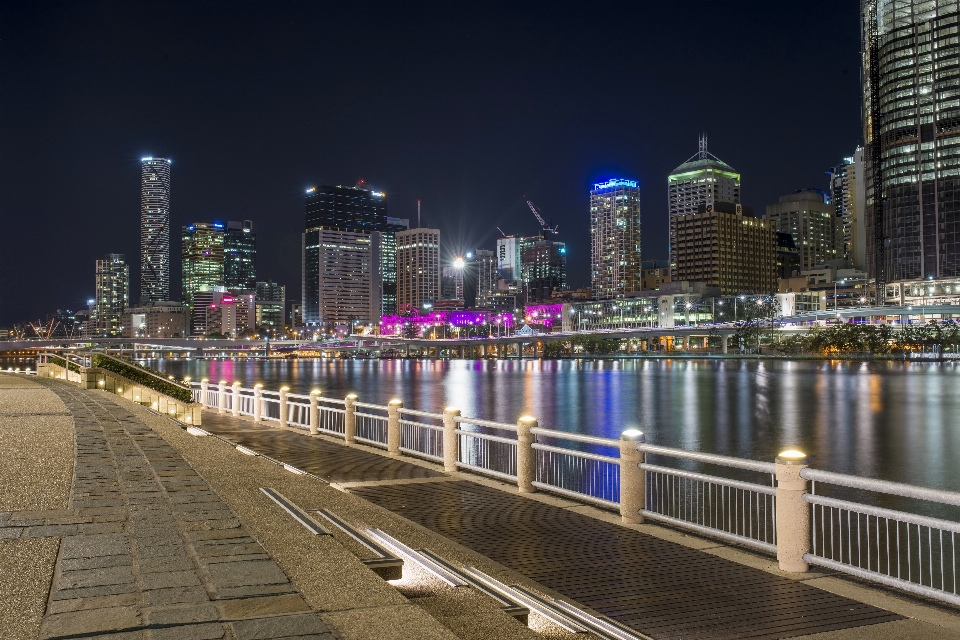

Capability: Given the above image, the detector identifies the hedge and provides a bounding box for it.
[91,354,194,404]
[48,356,81,373]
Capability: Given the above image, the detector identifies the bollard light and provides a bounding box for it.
[777,449,808,463]
[117,387,123,394]
[152,401,159,408]
[184,376,191,383]
[98,379,105,387]
[621,429,644,439]
[310,388,321,395]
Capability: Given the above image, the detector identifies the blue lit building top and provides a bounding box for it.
[593,178,638,191]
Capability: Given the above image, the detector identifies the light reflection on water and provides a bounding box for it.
[145,357,960,489]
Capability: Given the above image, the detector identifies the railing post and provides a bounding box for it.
[231,382,241,417]
[387,399,402,456]
[619,430,645,524]
[517,416,537,493]
[253,384,263,422]
[218,380,227,414]
[775,450,811,573]
[344,394,357,443]
[200,379,210,408]
[309,390,320,435]
[442,407,460,473]
[279,386,289,428]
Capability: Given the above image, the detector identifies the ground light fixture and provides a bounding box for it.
[777,449,807,462]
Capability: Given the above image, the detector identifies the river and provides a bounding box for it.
[131,356,960,491]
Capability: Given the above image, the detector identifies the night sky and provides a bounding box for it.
[0,1,861,326]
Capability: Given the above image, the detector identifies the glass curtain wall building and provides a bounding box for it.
[224,220,257,291]
[862,0,960,287]
[140,158,171,303]
[590,179,642,299]
[522,240,567,303]
[181,222,225,309]
[94,254,129,337]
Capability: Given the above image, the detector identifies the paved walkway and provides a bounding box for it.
[1,380,338,640]
[196,411,911,640]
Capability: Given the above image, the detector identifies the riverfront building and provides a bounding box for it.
[522,240,567,303]
[862,0,960,286]
[140,158,172,303]
[496,235,542,284]
[192,290,255,338]
[829,151,867,270]
[122,302,188,338]
[590,179,642,299]
[667,136,741,265]
[766,190,842,271]
[181,222,225,309]
[641,260,671,291]
[224,220,256,291]
[672,203,778,295]
[255,280,285,332]
[475,249,499,308]
[93,254,129,337]
[397,228,441,312]
[302,183,406,328]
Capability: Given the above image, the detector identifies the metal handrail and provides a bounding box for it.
[398,407,444,419]
[639,443,776,474]
[455,429,518,445]
[530,428,619,447]
[455,416,518,432]
[532,443,619,465]
[641,463,776,495]
[803,493,960,535]
[801,468,960,507]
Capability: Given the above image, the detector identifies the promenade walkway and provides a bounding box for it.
[194,411,959,640]
[5,372,960,640]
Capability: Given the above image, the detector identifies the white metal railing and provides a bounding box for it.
[531,429,620,507]
[639,445,777,554]
[801,468,960,606]
[180,378,960,607]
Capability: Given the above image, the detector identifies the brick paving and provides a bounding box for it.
[1,380,340,640]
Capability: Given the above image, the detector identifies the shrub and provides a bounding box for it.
[47,356,80,373]
[91,354,193,403]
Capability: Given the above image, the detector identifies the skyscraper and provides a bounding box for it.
[475,249,499,308]
[255,280,286,331]
[94,254,129,337]
[667,136,740,265]
[140,158,171,303]
[181,222,225,309]
[522,240,567,303]
[862,0,960,286]
[224,220,257,291]
[829,150,867,270]
[590,178,641,299]
[302,183,404,328]
[766,190,842,270]
[397,228,441,312]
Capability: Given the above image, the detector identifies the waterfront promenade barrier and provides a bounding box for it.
[186,378,960,608]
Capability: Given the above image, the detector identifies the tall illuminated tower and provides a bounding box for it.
[590,178,641,299]
[862,0,960,288]
[140,157,172,303]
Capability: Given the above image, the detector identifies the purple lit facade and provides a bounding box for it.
[523,304,563,328]
[380,309,515,335]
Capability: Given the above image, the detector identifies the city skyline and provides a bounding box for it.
[0,2,861,325]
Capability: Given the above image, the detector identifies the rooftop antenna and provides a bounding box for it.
[699,133,708,160]
[417,200,421,228]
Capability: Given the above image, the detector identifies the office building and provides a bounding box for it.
[475,249,498,308]
[93,254,129,337]
[590,178,642,299]
[672,203,778,295]
[522,240,566,303]
[397,228,441,312]
[862,0,960,286]
[641,260,671,291]
[255,280,286,331]
[776,232,802,279]
[496,235,542,284]
[302,183,404,327]
[667,136,740,265]
[224,220,256,290]
[829,150,867,270]
[140,158,172,303]
[181,222,225,309]
[192,290,255,338]
[766,189,842,271]
[440,266,463,302]
[122,302,188,338]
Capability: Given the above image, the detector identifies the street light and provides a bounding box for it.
[834,278,847,313]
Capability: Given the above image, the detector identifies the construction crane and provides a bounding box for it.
[524,199,559,235]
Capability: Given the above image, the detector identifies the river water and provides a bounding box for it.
[142,357,960,491]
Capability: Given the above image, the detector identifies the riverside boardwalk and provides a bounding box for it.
[3,374,960,640]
